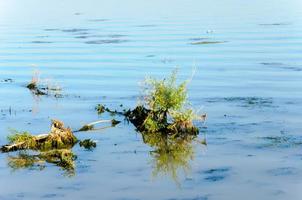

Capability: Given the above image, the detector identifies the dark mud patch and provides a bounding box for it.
[201,167,231,182]
[191,41,227,45]
[85,39,128,44]
[31,41,53,44]
[267,167,298,176]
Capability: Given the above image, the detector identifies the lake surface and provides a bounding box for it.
[0,0,302,199]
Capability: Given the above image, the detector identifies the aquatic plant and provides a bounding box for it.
[79,139,97,150]
[125,70,204,136]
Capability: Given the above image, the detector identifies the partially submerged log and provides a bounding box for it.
[76,119,121,132]
[124,105,200,137]
[1,119,77,152]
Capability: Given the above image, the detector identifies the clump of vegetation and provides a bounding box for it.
[1,119,77,152]
[125,70,203,137]
[79,139,97,150]
[96,104,106,114]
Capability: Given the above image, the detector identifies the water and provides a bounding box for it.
[1,0,302,199]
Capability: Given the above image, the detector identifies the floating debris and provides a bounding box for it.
[96,104,105,114]
[1,119,77,152]
[1,78,13,83]
[77,119,121,132]
[79,139,96,150]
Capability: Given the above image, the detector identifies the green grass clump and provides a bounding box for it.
[7,131,35,144]
[137,70,200,135]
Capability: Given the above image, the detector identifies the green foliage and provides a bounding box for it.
[7,130,35,144]
[144,70,187,112]
[139,70,199,135]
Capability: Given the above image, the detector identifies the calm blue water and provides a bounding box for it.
[0,0,302,199]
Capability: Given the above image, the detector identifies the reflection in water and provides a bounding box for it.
[7,149,76,177]
[142,132,206,185]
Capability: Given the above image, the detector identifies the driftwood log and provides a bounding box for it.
[1,119,77,152]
